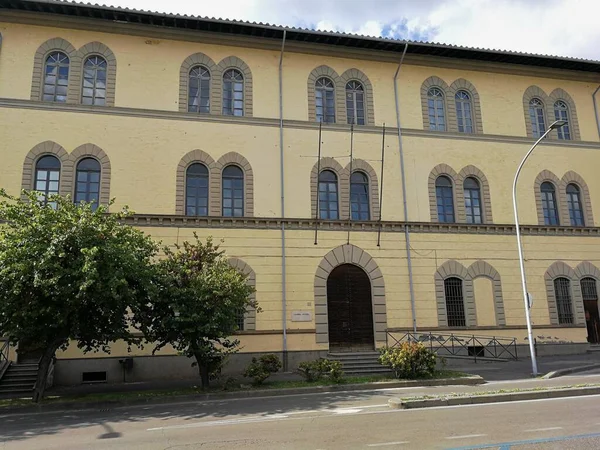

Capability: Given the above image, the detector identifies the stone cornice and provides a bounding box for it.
[2,98,599,149]
[123,214,600,236]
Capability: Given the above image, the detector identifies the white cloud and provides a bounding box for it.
[96,0,600,59]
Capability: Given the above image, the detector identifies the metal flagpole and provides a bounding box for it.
[346,123,354,245]
[377,124,386,247]
[314,120,322,245]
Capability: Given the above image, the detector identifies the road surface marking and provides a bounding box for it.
[525,427,563,432]
[147,414,289,431]
[445,434,486,440]
[333,408,363,414]
[367,441,410,447]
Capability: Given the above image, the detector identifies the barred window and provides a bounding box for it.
[35,155,61,209]
[541,182,560,225]
[186,163,209,216]
[566,183,584,227]
[43,51,69,103]
[318,170,339,220]
[581,277,598,303]
[529,98,546,138]
[346,80,365,125]
[222,69,244,116]
[464,177,482,224]
[455,90,473,133]
[428,87,446,131]
[554,277,574,324]
[222,165,244,217]
[554,100,571,140]
[75,158,101,210]
[444,277,466,327]
[82,56,107,106]
[188,65,210,113]
[315,77,335,124]
[436,176,455,223]
[350,171,370,220]
[236,307,246,331]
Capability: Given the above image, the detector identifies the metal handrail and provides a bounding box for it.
[386,331,518,361]
[0,339,10,379]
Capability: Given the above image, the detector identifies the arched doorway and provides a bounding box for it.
[327,264,374,350]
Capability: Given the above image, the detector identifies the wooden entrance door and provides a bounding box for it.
[581,277,600,344]
[327,264,374,350]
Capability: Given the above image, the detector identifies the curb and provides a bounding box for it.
[388,385,600,409]
[542,362,600,379]
[0,376,483,415]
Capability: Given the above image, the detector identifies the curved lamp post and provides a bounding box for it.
[513,119,567,377]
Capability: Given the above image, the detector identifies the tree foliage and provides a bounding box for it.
[137,235,256,389]
[0,191,158,401]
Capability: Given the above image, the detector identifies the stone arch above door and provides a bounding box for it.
[314,244,386,345]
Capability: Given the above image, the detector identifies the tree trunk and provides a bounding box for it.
[32,339,63,403]
[193,352,210,390]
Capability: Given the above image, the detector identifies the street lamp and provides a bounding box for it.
[513,119,567,377]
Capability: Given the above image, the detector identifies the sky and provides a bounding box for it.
[95,0,600,60]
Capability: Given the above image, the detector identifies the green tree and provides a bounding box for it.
[0,190,158,402]
[138,236,256,389]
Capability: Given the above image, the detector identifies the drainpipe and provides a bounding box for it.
[278,30,288,371]
[393,44,417,334]
[593,84,600,141]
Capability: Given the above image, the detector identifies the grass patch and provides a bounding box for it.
[0,370,470,409]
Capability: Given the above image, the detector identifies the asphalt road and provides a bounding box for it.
[1,374,600,449]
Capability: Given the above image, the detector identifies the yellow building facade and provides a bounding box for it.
[1,1,600,384]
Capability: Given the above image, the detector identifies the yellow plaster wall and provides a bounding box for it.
[474,277,496,327]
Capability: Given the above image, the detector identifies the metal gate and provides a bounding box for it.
[327,264,374,349]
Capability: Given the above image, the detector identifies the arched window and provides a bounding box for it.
[554,100,571,140]
[188,65,210,113]
[186,163,209,216]
[350,171,370,220]
[222,165,244,217]
[43,51,69,103]
[455,90,473,133]
[82,55,107,106]
[35,155,61,209]
[427,87,446,131]
[464,177,482,224]
[315,77,335,124]
[581,277,599,343]
[554,277,574,324]
[222,69,244,116]
[444,277,466,327]
[541,181,559,225]
[435,176,454,223]
[318,170,338,220]
[529,98,546,138]
[345,80,365,125]
[75,158,101,210]
[566,183,584,226]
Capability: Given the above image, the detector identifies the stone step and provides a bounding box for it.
[0,378,36,386]
[0,382,34,391]
[343,367,393,375]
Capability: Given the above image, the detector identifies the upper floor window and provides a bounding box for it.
[464,177,482,224]
[315,77,335,124]
[554,277,574,324]
[566,183,584,226]
[318,170,338,220]
[455,90,473,133]
[82,56,107,106]
[345,81,365,125]
[427,87,446,131]
[541,181,559,225]
[186,163,209,216]
[435,176,455,223]
[75,158,101,211]
[188,65,211,113]
[350,171,370,220]
[554,100,571,140]
[43,51,69,103]
[222,165,244,217]
[222,69,244,116]
[529,98,546,138]
[35,155,61,209]
[444,277,466,327]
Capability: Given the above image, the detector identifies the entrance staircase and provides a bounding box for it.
[328,351,391,376]
[0,363,38,397]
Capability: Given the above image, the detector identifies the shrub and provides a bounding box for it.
[378,343,437,379]
[243,354,282,385]
[297,358,343,383]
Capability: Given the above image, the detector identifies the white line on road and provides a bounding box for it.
[445,434,487,440]
[367,441,410,447]
[147,414,290,431]
[525,427,564,432]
